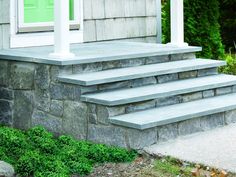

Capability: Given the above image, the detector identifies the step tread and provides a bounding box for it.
[81,74,236,105]
[110,93,236,130]
[58,59,226,86]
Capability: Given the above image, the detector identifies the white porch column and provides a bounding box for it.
[169,0,188,46]
[50,0,75,58]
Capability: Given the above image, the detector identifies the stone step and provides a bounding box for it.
[58,59,226,86]
[81,74,236,106]
[110,93,236,130]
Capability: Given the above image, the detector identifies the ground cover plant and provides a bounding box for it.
[0,126,137,177]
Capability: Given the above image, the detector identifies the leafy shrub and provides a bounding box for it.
[162,0,224,59]
[219,53,236,75]
[0,126,137,177]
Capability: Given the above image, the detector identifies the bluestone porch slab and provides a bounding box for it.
[81,74,236,105]
[110,93,236,130]
[59,59,226,86]
[0,42,201,65]
[144,123,236,173]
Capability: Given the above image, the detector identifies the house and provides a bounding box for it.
[0,0,236,149]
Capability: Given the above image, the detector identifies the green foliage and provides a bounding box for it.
[0,126,137,177]
[220,0,236,51]
[162,0,224,59]
[219,53,236,75]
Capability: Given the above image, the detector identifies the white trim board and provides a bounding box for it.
[10,0,84,48]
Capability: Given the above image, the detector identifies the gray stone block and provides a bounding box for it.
[0,61,8,86]
[215,86,232,96]
[198,68,218,77]
[145,55,169,64]
[82,62,103,73]
[50,100,63,117]
[181,92,202,103]
[63,84,80,100]
[233,85,236,93]
[35,64,50,89]
[203,90,215,98]
[183,53,196,59]
[126,128,157,149]
[50,65,72,82]
[0,87,13,100]
[156,96,181,107]
[102,60,121,70]
[157,124,178,142]
[96,105,125,125]
[13,90,34,129]
[50,83,64,100]
[87,103,97,114]
[88,113,98,124]
[119,58,145,68]
[179,71,198,79]
[129,77,157,88]
[126,100,156,113]
[178,118,202,136]
[35,88,50,112]
[158,74,178,84]
[225,110,236,124]
[200,113,225,131]
[63,101,88,139]
[80,85,97,94]
[10,63,35,89]
[0,161,15,177]
[32,110,63,135]
[170,54,183,61]
[72,64,83,74]
[98,81,129,91]
[0,100,12,126]
[87,124,127,148]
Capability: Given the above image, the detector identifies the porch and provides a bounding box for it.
[1,40,236,149]
[0,42,201,65]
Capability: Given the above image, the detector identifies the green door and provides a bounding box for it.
[24,0,74,23]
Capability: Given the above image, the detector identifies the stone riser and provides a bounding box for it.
[80,67,218,94]
[56,53,196,76]
[88,110,236,149]
[87,85,236,122]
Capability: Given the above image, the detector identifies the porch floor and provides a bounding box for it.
[0,42,201,65]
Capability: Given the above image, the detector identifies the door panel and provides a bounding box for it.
[24,0,74,23]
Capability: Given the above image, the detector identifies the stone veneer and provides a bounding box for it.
[1,53,236,149]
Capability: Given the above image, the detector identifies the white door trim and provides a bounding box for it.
[10,0,84,48]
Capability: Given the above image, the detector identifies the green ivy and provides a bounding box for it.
[0,126,137,177]
[162,0,225,59]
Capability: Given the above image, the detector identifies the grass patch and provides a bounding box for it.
[154,157,193,177]
[0,126,137,177]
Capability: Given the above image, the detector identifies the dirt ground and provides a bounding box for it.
[86,155,236,177]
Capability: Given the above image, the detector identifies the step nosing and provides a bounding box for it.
[82,75,236,105]
[109,93,236,130]
[58,59,226,86]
